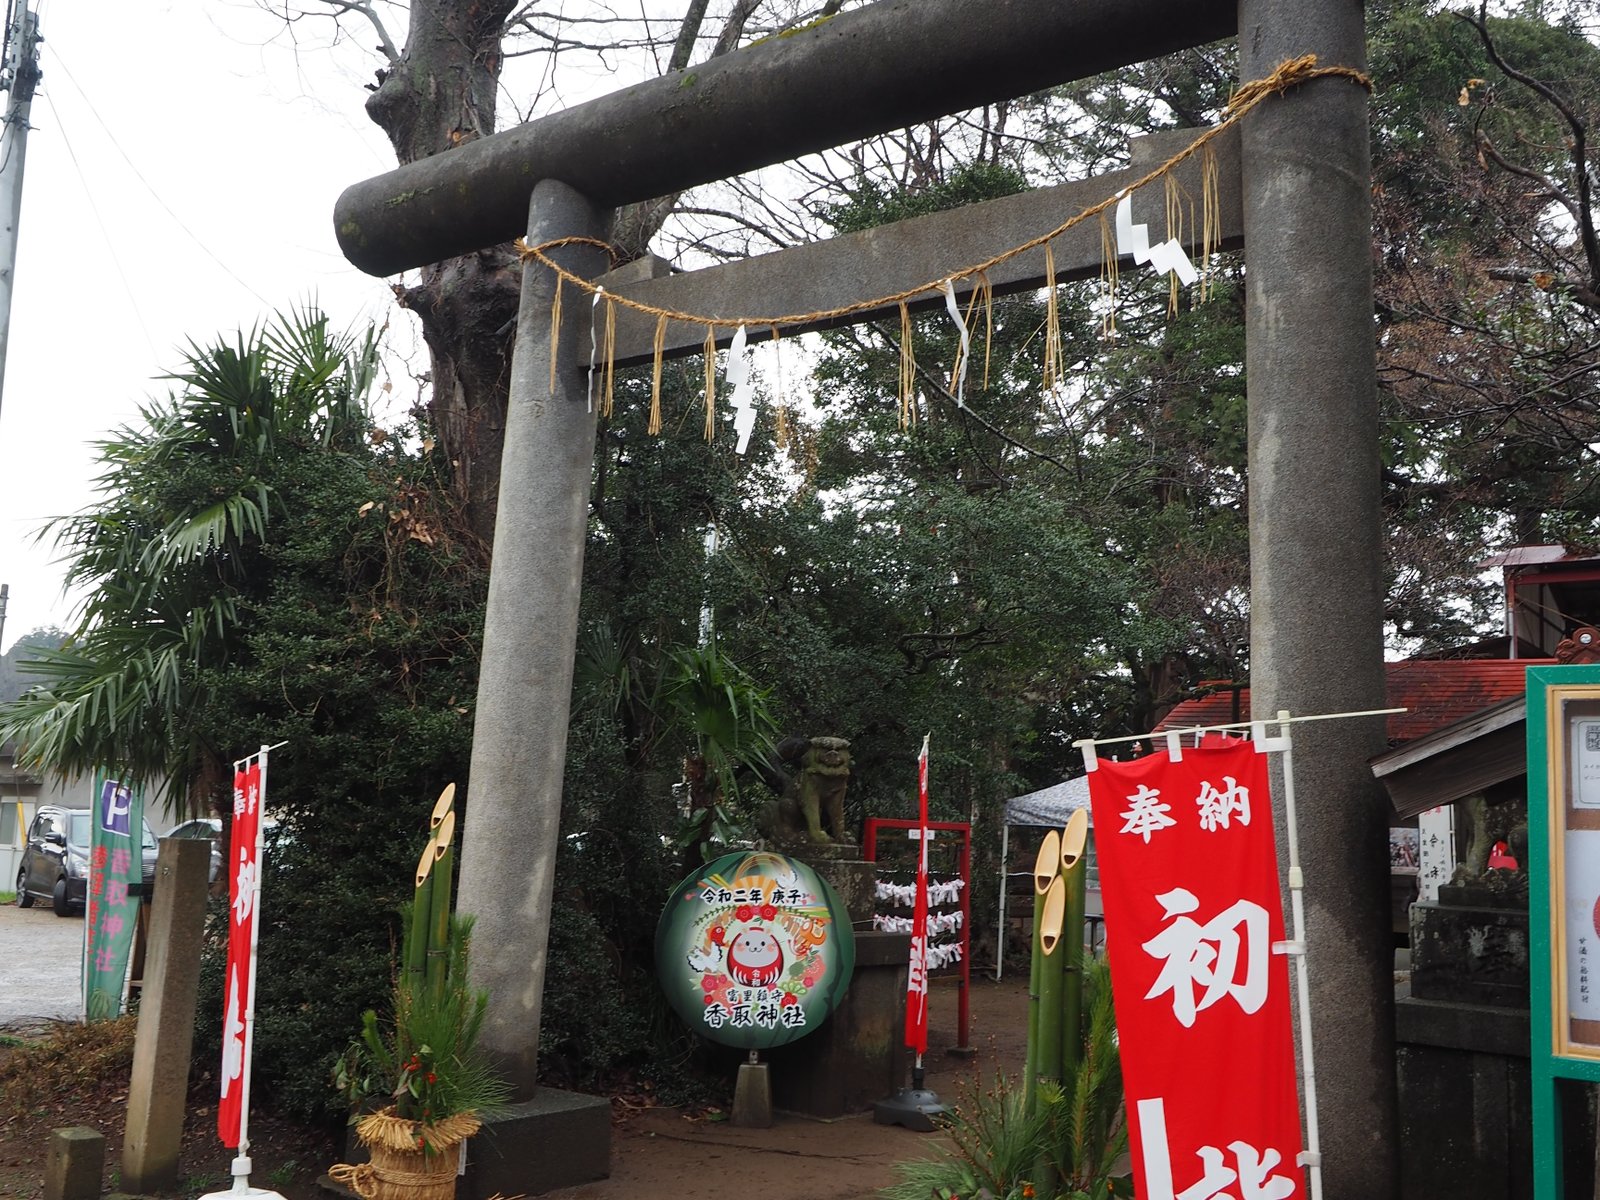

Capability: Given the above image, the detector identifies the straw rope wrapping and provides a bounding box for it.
[512,56,1370,424]
[328,1163,380,1198]
[328,1110,482,1200]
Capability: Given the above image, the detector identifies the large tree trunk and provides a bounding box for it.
[366,0,521,546]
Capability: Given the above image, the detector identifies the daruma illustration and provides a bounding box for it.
[656,851,856,1050]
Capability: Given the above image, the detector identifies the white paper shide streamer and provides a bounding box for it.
[875,877,965,907]
[939,279,971,407]
[724,324,759,454]
[586,287,605,412]
[1115,193,1199,286]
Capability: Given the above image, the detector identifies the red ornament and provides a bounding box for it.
[709,924,726,945]
[758,903,778,921]
[735,904,755,922]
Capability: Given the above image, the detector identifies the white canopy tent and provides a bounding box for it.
[995,775,1096,979]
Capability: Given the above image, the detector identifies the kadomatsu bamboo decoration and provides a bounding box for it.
[332,785,509,1200]
[1026,811,1092,1114]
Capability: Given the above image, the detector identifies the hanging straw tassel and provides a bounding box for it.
[1042,243,1062,394]
[548,277,564,397]
[1099,213,1119,339]
[898,301,916,429]
[649,314,667,436]
[602,297,617,418]
[1201,143,1221,301]
[1164,173,1194,316]
[770,327,791,451]
[976,273,995,392]
[703,327,719,442]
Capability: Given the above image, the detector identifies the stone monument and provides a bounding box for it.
[755,735,910,1116]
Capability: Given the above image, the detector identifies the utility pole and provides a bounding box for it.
[0,5,40,423]
[0,582,8,650]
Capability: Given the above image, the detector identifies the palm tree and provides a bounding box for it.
[0,308,380,814]
[660,641,780,860]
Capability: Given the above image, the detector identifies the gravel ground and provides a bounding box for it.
[0,901,84,1025]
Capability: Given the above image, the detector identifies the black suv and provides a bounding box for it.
[15,804,158,917]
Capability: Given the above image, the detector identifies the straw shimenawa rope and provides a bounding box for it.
[519,54,1371,432]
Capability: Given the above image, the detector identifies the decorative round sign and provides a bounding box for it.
[655,851,856,1049]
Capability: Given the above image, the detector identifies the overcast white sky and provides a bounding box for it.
[0,1,411,652]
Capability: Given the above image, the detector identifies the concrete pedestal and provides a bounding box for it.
[1409,897,1529,1009]
[328,1088,611,1200]
[460,1089,612,1199]
[794,844,876,925]
[1395,896,1594,1200]
[768,930,909,1118]
[732,1062,774,1127]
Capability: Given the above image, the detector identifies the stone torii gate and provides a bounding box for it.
[336,1,1396,1195]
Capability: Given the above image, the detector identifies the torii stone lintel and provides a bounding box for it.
[591,126,1242,368]
[334,0,1234,278]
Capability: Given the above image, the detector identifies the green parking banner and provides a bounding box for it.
[83,775,143,1021]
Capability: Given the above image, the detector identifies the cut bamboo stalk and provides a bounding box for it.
[429,782,456,831]
[1025,896,1044,1113]
[426,809,457,999]
[1060,808,1090,1082]
[1025,830,1061,1111]
[1037,873,1067,1087]
[1060,808,1089,870]
[1061,855,1087,1085]
[407,839,436,989]
[1034,829,1062,894]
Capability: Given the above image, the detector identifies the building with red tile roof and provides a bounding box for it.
[1155,658,1554,747]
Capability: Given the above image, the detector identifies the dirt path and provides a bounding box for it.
[0,957,1029,1200]
[545,974,1031,1200]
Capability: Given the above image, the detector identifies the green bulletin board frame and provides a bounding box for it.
[1528,664,1600,1200]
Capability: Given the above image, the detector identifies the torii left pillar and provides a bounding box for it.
[453,179,614,1195]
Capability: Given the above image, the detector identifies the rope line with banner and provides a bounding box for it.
[514,55,1373,441]
[1071,707,1403,1200]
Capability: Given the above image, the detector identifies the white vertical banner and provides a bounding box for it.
[1417,806,1456,904]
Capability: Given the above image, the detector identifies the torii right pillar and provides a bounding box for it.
[1239,3,1399,1196]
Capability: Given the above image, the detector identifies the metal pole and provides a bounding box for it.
[995,822,1008,981]
[0,6,39,423]
[1266,714,1324,1200]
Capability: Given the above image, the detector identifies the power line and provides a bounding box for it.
[40,87,156,357]
[48,44,271,306]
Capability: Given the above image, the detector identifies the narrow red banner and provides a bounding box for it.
[904,737,931,1054]
[218,760,262,1147]
[1087,741,1304,1200]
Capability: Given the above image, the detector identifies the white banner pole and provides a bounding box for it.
[995,822,1009,982]
[1268,711,1324,1200]
[202,742,287,1200]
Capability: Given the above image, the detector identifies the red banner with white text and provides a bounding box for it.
[904,737,931,1054]
[1087,741,1304,1200]
[217,759,262,1147]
